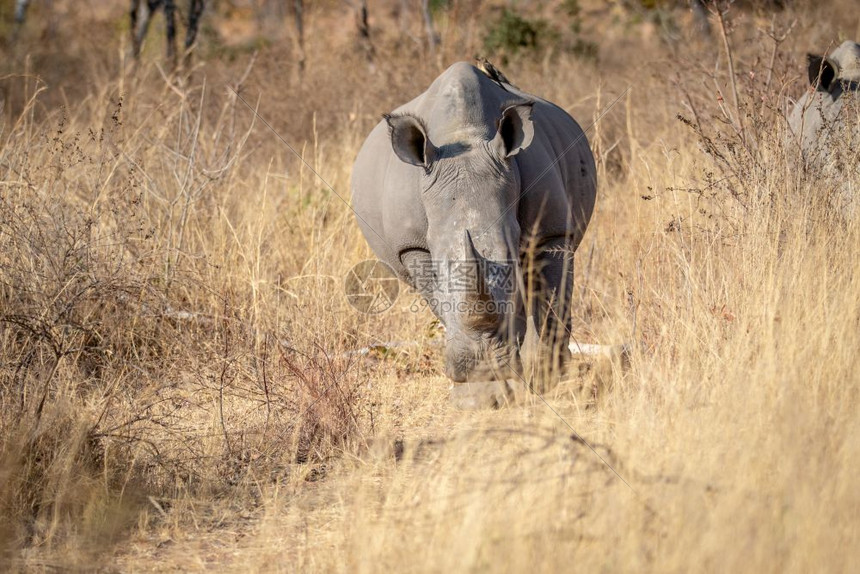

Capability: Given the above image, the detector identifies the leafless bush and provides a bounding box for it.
[0,62,372,557]
[669,5,821,232]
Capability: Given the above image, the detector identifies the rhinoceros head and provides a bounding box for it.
[807,41,860,92]
[384,102,536,382]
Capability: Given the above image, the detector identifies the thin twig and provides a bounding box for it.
[219,298,233,457]
[714,2,745,144]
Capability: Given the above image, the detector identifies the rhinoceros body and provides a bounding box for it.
[789,41,859,215]
[351,62,596,385]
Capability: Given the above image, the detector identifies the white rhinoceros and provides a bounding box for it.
[351,62,596,394]
[788,41,859,215]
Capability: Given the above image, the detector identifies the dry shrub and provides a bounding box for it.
[0,51,383,561]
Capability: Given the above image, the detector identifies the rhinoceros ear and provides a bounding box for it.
[384,113,437,169]
[493,102,535,159]
[807,54,837,91]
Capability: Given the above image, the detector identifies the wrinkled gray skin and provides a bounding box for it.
[351,62,596,384]
[788,41,859,215]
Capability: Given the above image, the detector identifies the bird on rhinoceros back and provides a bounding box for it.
[476,57,517,91]
[788,40,860,216]
[350,62,597,407]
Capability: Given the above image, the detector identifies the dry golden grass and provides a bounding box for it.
[0,0,858,571]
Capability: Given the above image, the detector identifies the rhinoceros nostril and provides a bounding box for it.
[444,338,481,382]
[445,364,468,383]
[444,351,471,382]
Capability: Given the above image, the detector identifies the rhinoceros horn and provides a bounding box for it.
[460,230,498,327]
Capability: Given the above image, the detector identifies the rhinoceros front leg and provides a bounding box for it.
[521,237,574,390]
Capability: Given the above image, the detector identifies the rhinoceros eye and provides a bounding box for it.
[399,247,431,267]
[399,248,435,291]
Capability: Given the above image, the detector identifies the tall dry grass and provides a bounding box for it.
[0,0,858,571]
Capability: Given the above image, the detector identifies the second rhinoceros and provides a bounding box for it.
[788,41,859,216]
[351,61,597,394]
